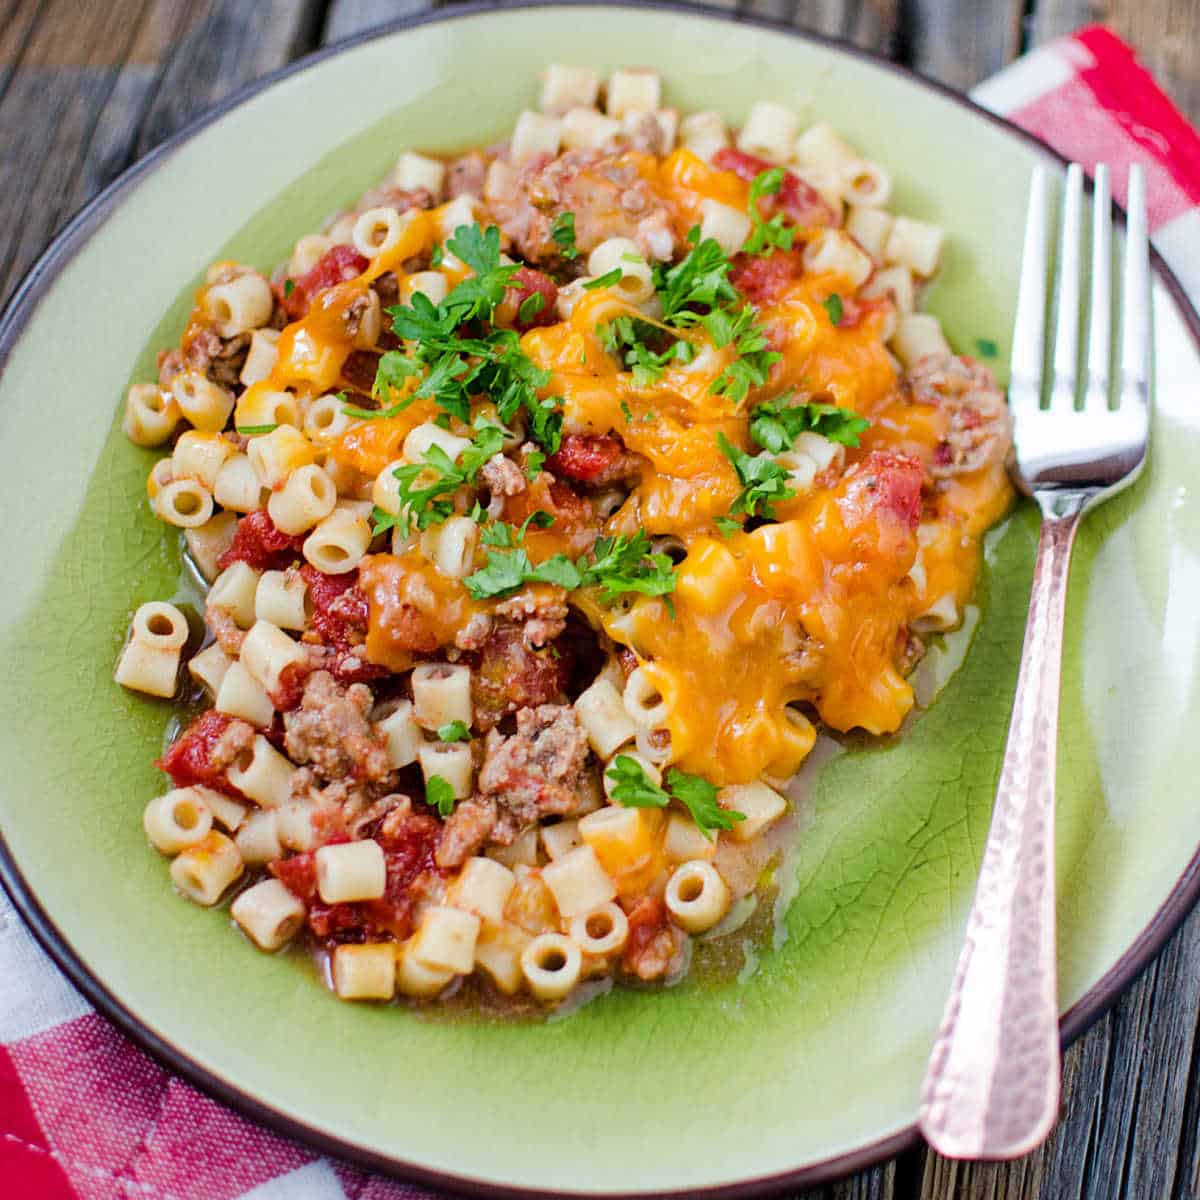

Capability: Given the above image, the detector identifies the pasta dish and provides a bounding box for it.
[115,65,1013,1007]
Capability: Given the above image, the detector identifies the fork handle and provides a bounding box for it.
[919,494,1086,1158]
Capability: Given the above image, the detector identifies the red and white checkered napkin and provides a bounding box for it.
[3,24,1198,1200]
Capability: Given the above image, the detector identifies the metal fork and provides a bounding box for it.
[918,162,1151,1158]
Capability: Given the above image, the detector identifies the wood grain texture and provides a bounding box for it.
[1032,0,1200,125]
[0,0,325,302]
[4,3,1200,1199]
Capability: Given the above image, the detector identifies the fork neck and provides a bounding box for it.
[1034,488,1089,521]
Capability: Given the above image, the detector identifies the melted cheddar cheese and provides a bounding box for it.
[180,154,1012,790]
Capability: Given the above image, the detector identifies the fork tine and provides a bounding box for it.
[1120,164,1151,410]
[1083,165,1112,413]
[1010,166,1051,417]
[1049,164,1084,412]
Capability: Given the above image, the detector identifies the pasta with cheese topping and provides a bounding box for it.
[115,67,1013,1009]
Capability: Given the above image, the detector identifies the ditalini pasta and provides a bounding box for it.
[115,67,1013,1009]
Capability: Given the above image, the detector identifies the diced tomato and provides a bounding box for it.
[471,622,572,728]
[279,245,369,319]
[156,711,243,797]
[270,850,320,904]
[712,148,836,228]
[545,434,626,483]
[621,895,677,981]
[502,267,559,331]
[217,510,306,572]
[300,565,387,683]
[271,660,311,712]
[271,816,441,944]
[729,250,803,305]
[839,452,925,534]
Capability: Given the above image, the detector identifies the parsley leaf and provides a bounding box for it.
[665,768,745,838]
[709,307,780,405]
[976,337,998,358]
[743,168,795,257]
[599,316,694,387]
[581,531,677,601]
[529,554,585,589]
[604,758,747,839]
[518,291,546,324]
[584,267,624,291]
[656,227,738,323]
[822,293,844,326]
[717,432,796,519]
[437,720,472,743]
[463,528,675,602]
[619,400,633,423]
[480,510,554,547]
[283,279,296,298]
[389,423,506,534]
[430,242,444,268]
[605,755,670,808]
[714,515,741,536]
[425,774,457,818]
[749,396,870,451]
[525,449,545,479]
[550,211,579,260]
[378,224,564,452]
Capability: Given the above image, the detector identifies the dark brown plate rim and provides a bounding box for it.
[0,3,1197,1196]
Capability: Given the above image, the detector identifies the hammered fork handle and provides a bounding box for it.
[919,492,1086,1158]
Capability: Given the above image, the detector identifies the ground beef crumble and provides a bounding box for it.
[283,670,391,782]
[903,354,1013,479]
[477,704,589,826]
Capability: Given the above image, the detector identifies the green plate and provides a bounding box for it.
[1,4,1198,1194]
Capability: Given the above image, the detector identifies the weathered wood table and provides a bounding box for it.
[2,1,1198,1197]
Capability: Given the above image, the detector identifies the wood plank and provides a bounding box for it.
[323,0,436,45]
[1031,0,1200,125]
[0,0,325,305]
[321,0,901,55]
[904,0,1024,90]
[0,0,47,103]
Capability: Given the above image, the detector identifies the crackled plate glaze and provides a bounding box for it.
[1,5,1199,1195]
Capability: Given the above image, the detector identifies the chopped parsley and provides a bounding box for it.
[283,278,296,298]
[518,291,546,324]
[742,168,795,257]
[665,768,746,838]
[479,510,554,547]
[436,720,472,743]
[525,449,545,479]
[344,223,563,452]
[604,756,746,838]
[822,293,844,326]
[425,774,457,817]
[708,307,780,405]
[584,267,624,291]
[620,399,634,423]
[750,395,870,451]
[655,227,738,323]
[373,422,506,536]
[717,432,796,520]
[550,211,579,260]
[606,754,670,808]
[976,337,999,358]
[583,531,678,603]
[714,515,742,537]
[599,316,695,386]
[463,529,676,604]
[464,548,580,599]
[430,242,444,268]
